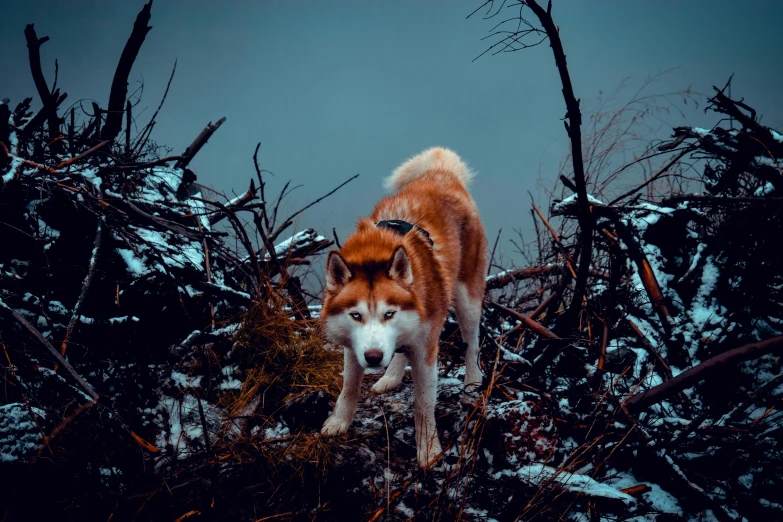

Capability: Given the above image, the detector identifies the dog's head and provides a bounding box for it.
[321,245,422,369]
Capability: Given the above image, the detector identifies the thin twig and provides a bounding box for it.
[60,219,103,357]
[269,174,359,242]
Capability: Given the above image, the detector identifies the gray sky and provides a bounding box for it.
[2,0,782,265]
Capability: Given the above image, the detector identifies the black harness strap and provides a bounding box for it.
[375,219,434,247]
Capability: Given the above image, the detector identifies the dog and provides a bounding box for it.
[320,147,488,468]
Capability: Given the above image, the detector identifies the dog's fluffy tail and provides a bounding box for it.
[384,147,475,192]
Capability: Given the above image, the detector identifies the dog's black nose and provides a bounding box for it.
[364,349,383,367]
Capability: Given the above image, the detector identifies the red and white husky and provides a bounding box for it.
[320,147,488,468]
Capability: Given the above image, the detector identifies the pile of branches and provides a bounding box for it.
[2,1,782,521]
[477,83,783,521]
[0,3,351,519]
[445,2,783,519]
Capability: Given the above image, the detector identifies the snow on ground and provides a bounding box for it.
[0,403,46,462]
[495,463,634,502]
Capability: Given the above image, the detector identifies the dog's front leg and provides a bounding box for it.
[371,352,408,394]
[322,348,364,435]
[410,349,443,468]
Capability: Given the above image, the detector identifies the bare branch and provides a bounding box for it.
[0,299,99,401]
[175,117,227,170]
[625,335,783,413]
[102,0,153,142]
[24,23,64,153]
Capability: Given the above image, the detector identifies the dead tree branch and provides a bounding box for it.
[60,219,103,357]
[269,173,359,242]
[101,0,153,142]
[208,179,258,226]
[0,300,99,401]
[525,0,592,330]
[24,23,64,154]
[624,335,783,413]
[175,117,227,170]
[488,299,560,340]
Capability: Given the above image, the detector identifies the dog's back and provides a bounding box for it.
[372,147,488,311]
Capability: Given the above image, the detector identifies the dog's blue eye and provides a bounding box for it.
[350,312,362,321]
[385,311,396,319]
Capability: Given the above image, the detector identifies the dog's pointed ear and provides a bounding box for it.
[388,246,413,285]
[326,250,352,292]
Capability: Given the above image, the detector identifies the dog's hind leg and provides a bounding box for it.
[454,282,483,388]
[410,345,443,468]
[371,352,408,394]
[322,348,365,435]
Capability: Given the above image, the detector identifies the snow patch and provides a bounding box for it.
[495,463,635,502]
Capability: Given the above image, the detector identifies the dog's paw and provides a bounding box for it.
[371,375,402,394]
[417,437,444,469]
[321,416,351,436]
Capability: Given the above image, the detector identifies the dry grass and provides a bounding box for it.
[225,289,345,464]
[223,291,343,418]
[177,291,362,518]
